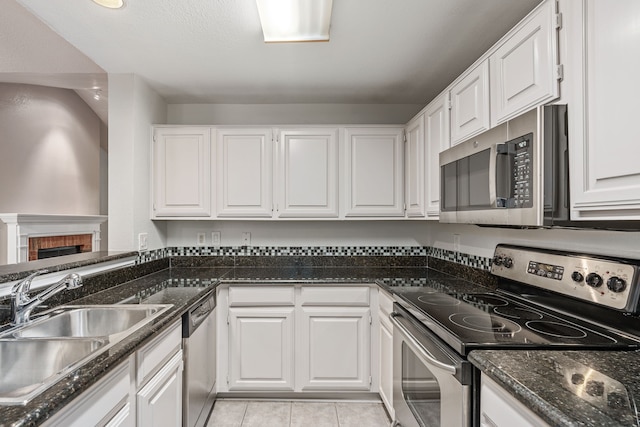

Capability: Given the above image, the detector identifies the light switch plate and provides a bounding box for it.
[453,234,461,252]
[212,231,221,247]
[138,233,148,251]
[241,232,251,246]
[197,232,206,246]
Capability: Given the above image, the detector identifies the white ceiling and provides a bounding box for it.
[14,0,541,107]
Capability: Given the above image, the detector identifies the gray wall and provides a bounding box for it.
[0,83,101,215]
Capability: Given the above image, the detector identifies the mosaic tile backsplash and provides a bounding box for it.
[138,246,493,271]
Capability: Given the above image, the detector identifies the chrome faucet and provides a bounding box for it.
[10,270,83,325]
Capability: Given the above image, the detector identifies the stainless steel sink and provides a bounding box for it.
[0,338,106,405]
[7,304,172,339]
[0,304,172,405]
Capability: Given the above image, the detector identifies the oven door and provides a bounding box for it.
[391,307,471,427]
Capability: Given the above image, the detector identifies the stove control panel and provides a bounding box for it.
[491,245,639,311]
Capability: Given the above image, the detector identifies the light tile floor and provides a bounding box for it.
[206,400,392,427]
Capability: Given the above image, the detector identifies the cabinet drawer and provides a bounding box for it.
[228,286,295,306]
[136,320,181,387]
[44,359,132,427]
[300,286,370,306]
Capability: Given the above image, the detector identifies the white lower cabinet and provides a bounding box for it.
[480,374,549,427]
[136,321,183,427]
[46,320,183,427]
[44,358,134,427]
[137,351,183,427]
[228,307,295,391]
[298,306,371,390]
[220,285,374,393]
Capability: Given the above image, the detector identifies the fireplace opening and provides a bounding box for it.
[28,234,93,261]
[37,245,82,260]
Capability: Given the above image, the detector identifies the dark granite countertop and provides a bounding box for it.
[0,260,494,426]
[469,349,640,427]
[0,268,227,427]
[0,251,138,284]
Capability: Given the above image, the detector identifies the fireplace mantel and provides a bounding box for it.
[0,214,107,264]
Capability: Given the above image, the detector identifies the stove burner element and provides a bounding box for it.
[417,294,461,306]
[493,306,544,320]
[449,313,522,334]
[462,293,508,307]
[526,321,588,339]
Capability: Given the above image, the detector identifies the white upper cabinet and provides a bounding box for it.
[450,59,490,145]
[424,93,450,219]
[152,127,211,218]
[404,118,426,218]
[490,0,559,126]
[344,127,405,217]
[276,128,339,218]
[216,128,273,218]
[564,0,640,220]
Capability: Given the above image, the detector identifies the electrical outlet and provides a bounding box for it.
[453,234,461,252]
[197,232,206,246]
[241,232,251,246]
[138,233,148,251]
[212,231,221,247]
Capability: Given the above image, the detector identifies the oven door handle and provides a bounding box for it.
[390,311,457,375]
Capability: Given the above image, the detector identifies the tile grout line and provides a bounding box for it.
[239,401,249,427]
[334,402,341,427]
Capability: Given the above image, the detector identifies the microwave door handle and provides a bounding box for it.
[488,144,499,208]
[495,143,513,208]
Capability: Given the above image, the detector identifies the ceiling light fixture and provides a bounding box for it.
[93,89,102,101]
[256,0,333,43]
[92,0,124,9]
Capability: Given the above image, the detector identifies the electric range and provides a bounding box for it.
[390,244,640,427]
[393,244,640,355]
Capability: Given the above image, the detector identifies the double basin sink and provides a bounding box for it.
[0,304,172,405]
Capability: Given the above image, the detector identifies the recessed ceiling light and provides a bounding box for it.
[92,0,124,9]
[256,0,333,43]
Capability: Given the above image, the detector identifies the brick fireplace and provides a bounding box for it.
[28,234,93,261]
[0,214,107,265]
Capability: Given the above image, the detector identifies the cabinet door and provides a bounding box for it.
[379,315,393,418]
[216,128,273,217]
[450,60,490,145]
[298,307,371,390]
[152,127,211,217]
[276,128,339,218]
[481,375,549,427]
[404,118,426,218]
[137,351,183,427]
[424,93,450,219]
[566,0,640,220]
[490,0,559,126]
[228,307,295,391]
[344,128,405,217]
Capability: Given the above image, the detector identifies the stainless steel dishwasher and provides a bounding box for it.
[182,293,216,427]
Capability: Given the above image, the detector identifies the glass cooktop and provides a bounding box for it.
[393,287,640,356]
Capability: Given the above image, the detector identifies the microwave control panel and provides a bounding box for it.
[511,135,533,208]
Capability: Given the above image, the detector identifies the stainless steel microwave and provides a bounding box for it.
[439,105,568,227]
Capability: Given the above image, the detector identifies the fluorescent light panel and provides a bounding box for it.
[256,0,333,42]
